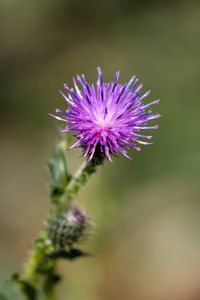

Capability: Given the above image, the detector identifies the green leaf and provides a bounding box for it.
[11,273,37,300]
[42,268,61,297]
[48,248,91,261]
[47,146,71,203]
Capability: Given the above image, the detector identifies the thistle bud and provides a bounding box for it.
[48,206,90,249]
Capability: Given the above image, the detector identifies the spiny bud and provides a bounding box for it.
[48,206,90,249]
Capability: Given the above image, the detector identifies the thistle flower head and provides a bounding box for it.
[48,206,90,249]
[50,67,160,162]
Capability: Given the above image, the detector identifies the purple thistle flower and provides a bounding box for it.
[49,67,160,162]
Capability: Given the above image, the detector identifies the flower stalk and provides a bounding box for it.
[10,67,160,300]
[12,138,101,300]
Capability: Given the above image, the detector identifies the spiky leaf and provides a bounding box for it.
[11,273,37,300]
[48,248,91,260]
[48,146,71,203]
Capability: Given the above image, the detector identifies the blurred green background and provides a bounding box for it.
[1,0,200,299]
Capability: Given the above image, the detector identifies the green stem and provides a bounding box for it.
[22,154,98,299]
[59,159,96,207]
[64,160,89,196]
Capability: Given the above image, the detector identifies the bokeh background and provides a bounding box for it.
[1,0,200,299]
